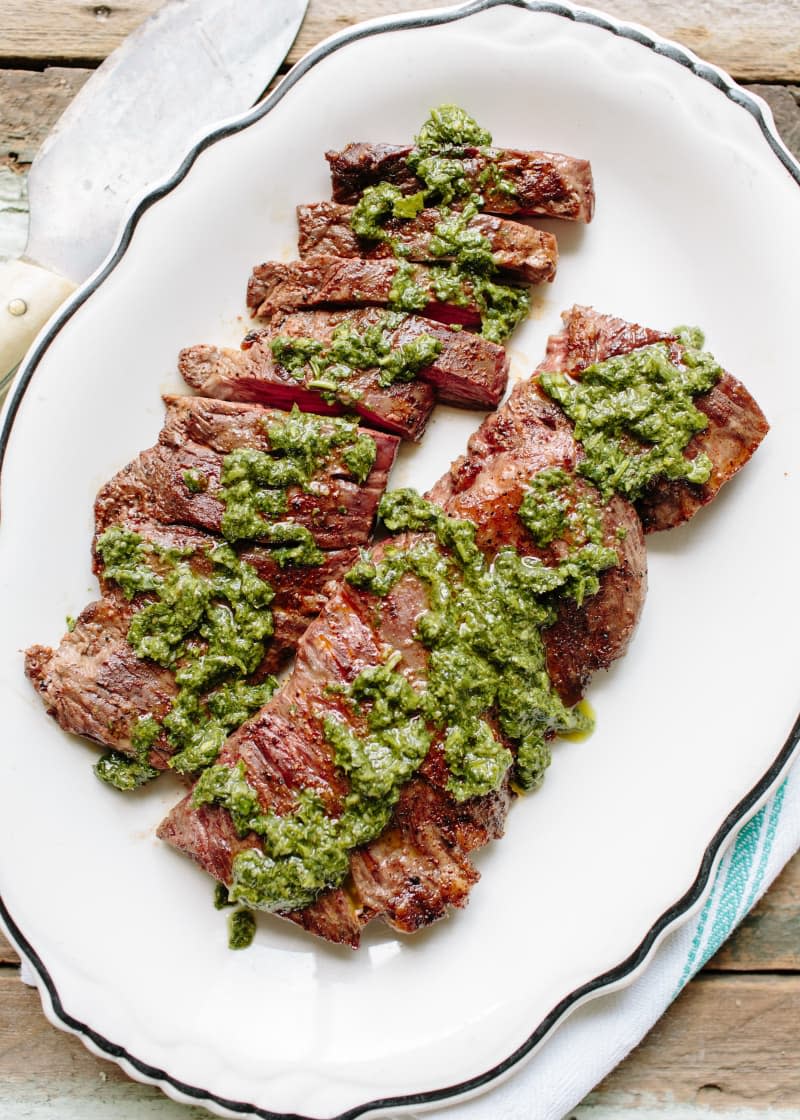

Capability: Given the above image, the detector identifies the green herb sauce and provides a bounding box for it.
[269,313,442,399]
[228,908,256,949]
[348,108,530,343]
[518,468,619,606]
[195,484,617,911]
[539,330,723,501]
[94,526,278,780]
[218,405,376,558]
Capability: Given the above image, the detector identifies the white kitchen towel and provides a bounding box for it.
[18,760,799,1119]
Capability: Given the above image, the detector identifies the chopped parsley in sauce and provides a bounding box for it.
[218,406,375,558]
[94,527,277,783]
[539,329,723,501]
[196,485,618,913]
[347,106,529,344]
[270,312,443,399]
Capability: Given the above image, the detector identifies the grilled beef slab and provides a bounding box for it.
[26,398,399,776]
[537,306,770,532]
[25,540,355,769]
[247,255,488,328]
[95,395,398,550]
[178,340,434,442]
[296,201,558,284]
[178,309,508,437]
[326,142,595,222]
[158,307,768,947]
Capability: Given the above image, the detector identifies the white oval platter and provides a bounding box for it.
[1,2,799,1117]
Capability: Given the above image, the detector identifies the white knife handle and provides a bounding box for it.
[0,260,75,390]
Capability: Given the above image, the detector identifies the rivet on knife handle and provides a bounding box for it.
[0,260,75,385]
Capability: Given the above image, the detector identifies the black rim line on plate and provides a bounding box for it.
[1,1,799,1118]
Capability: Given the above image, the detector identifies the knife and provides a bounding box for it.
[0,0,308,392]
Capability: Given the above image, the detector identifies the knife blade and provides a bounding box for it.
[0,0,308,389]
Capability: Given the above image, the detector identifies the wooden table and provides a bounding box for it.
[1,3,798,1117]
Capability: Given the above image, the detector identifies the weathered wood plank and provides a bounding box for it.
[289,0,800,82]
[0,68,91,165]
[0,0,798,82]
[575,973,800,1113]
[0,935,20,966]
[0,1,161,64]
[2,972,800,1114]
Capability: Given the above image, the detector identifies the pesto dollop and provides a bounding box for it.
[539,331,723,501]
[269,312,443,400]
[348,107,529,344]
[518,468,619,606]
[218,405,376,559]
[195,485,617,912]
[94,526,278,783]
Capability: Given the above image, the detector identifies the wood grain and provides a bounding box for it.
[0,0,798,81]
[575,974,800,1112]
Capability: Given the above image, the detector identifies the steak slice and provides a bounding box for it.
[179,342,434,443]
[296,201,558,284]
[428,379,647,706]
[157,561,515,946]
[247,256,488,328]
[94,395,398,550]
[538,306,770,532]
[179,308,507,427]
[326,143,595,221]
[27,517,358,767]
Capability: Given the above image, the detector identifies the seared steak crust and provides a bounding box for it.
[326,143,595,222]
[427,378,647,705]
[27,516,358,764]
[25,596,177,769]
[296,201,558,284]
[27,396,398,768]
[247,256,485,328]
[178,308,507,431]
[539,306,770,532]
[94,395,398,550]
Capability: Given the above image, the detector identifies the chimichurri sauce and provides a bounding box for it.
[218,406,376,555]
[539,329,723,501]
[347,107,530,344]
[94,527,278,784]
[269,312,443,401]
[196,484,618,913]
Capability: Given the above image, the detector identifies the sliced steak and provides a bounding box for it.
[27,517,358,766]
[94,395,398,550]
[427,379,647,706]
[158,362,650,945]
[156,308,765,947]
[179,308,507,431]
[326,143,595,221]
[538,306,770,532]
[180,337,433,442]
[247,256,487,328]
[157,564,515,946]
[26,595,177,769]
[296,201,558,284]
